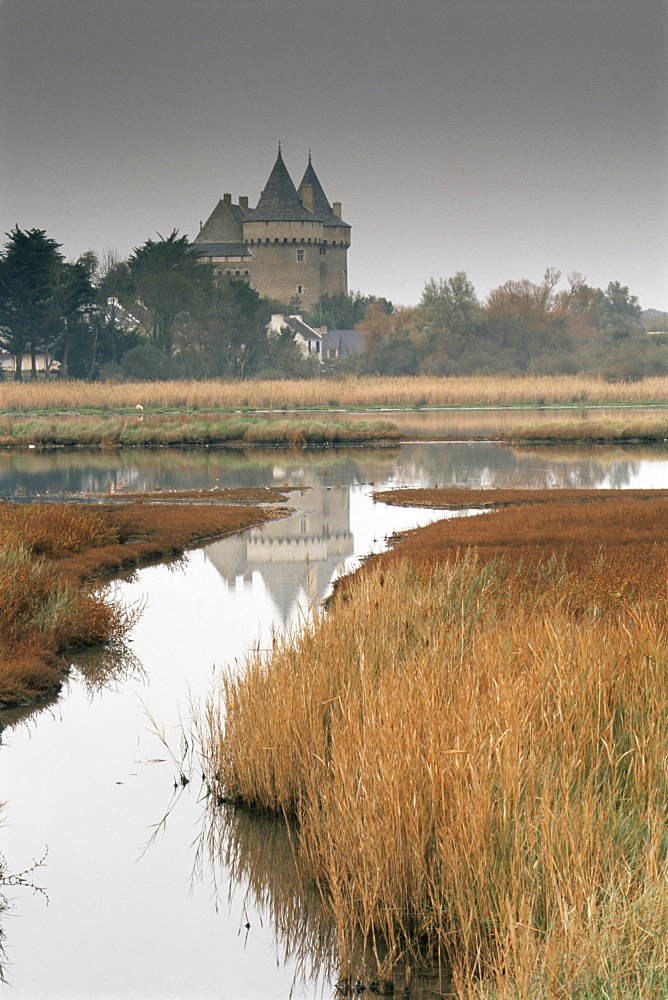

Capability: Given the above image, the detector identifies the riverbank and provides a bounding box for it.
[374,485,668,509]
[0,492,289,707]
[208,490,668,995]
[3,374,668,413]
[0,414,399,449]
[505,415,668,443]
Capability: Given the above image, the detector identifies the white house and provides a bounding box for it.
[268,314,364,361]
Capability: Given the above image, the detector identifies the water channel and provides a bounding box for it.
[2,429,668,998]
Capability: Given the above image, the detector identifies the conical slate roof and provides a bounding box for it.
[245,149,315,222]
[298,157,350,228]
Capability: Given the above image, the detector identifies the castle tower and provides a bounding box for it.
[297,154,351,307]
[194,149,351,310]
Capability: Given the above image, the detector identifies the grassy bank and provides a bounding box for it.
[374,485,668,509]
[3,375,668,412]
[0,495,287,706]
[205,493,668,995]
[0,414,399,448]
[506,416,668,442]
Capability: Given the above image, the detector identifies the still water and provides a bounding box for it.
[2,439,668,999]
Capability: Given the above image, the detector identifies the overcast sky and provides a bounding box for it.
[2,0,667,309]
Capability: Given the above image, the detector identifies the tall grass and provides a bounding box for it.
[508,416,668,442]
[0,503,133,704]
[3,375,668,412]
[205,501,668,995]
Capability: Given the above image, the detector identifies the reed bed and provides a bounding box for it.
[0,503,136,704]
[0,414,398,448]
[508,416,668,442]
[3,375,668,412]
[206,496,668,996]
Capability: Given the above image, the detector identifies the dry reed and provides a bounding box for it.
[206,497,668,995]
[508,416,668,442]
[3,375,668,412]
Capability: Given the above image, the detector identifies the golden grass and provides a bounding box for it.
[508,416,668,442]
[4,375,668,412]
[0,498,287,706]
[205,496,668,995]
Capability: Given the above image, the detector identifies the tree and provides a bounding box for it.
[53,259,96,378]
[173,276,272,379]
[413,272,482,373]
[600,281,643,338]
[356,304,419,375]
[303,291,393,331]
[0,227,63,380]
[128,231,206,356]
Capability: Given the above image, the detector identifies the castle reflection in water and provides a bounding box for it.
[204,486,354,621]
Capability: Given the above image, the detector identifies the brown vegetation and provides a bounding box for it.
[207,494,668,995]
[3,375,668,413]
[0,497,287,706]
[374,485,668,510]
[506,416,668,442]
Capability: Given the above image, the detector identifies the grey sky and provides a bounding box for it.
[2,0,667,308]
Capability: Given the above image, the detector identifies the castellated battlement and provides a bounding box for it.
[194,148,351,310]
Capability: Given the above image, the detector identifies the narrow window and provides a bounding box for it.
[319,245,327,256]
[297,285,303,295]
[297,249,304,262]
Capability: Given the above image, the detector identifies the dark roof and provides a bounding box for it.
[285,316,322,340]
[196,199,244,243]
[193,242,251,258]
[322,329,364,356]
[244,150,316,222]
[298,159,350,229]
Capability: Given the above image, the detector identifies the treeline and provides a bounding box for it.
[0,225,662,382]
[346,269,665,382]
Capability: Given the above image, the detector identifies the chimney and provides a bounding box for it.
[223,192,232,207]
[302,183,314,212]
[239,195,249,213]
[332,201,342,219]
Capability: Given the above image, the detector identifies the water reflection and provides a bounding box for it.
[205,488,354,621]
[196,803,337,993]
[0,446,400,498]
[2,440,668,500]
[195,800,451,999]
[69,642,147,701]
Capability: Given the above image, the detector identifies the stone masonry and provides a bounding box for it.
[194,148,351,311]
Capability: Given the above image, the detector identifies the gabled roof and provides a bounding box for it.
[244,149,316,222]
[322,329,364,356]
[196,199,244,243]
[298,157,350,229]
[285,316,322,340]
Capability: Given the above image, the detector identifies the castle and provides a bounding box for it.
[194,147,351,311]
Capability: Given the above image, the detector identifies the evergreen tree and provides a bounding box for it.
[0,227,63,380]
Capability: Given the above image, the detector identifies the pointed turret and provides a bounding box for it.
[245,148,315,222]
[298,157,349,228]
